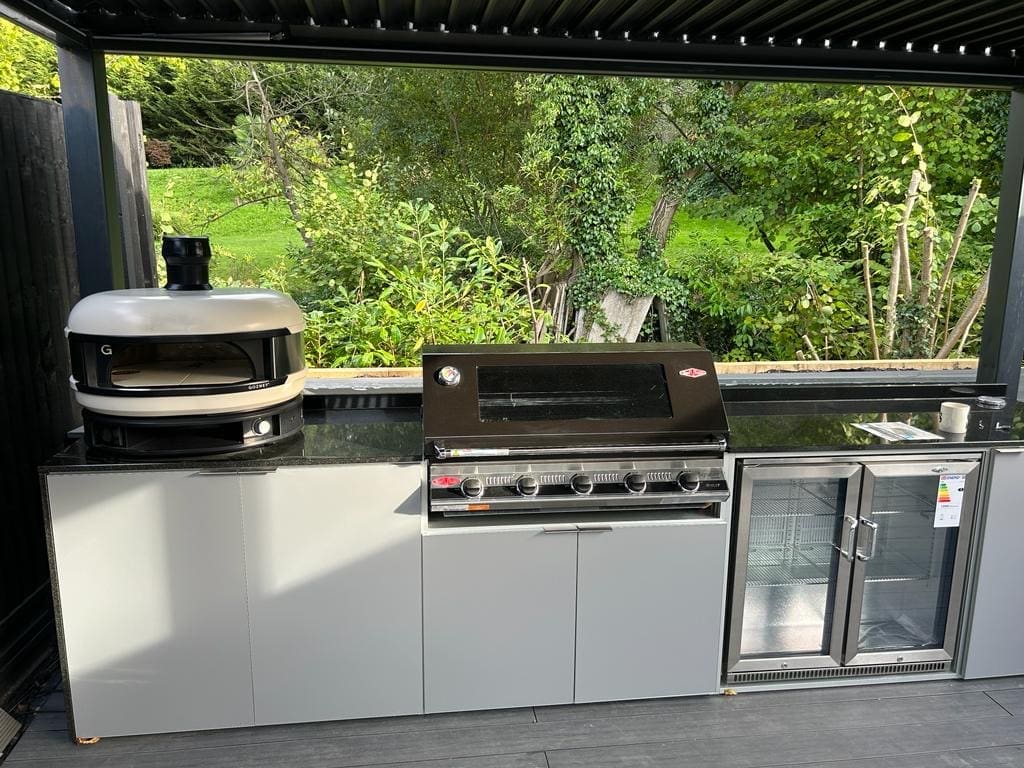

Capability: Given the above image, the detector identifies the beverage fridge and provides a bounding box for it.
[725,455,980,684]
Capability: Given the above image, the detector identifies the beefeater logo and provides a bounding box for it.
[680,368,707,378]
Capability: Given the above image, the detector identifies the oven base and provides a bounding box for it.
[82,396,303,457]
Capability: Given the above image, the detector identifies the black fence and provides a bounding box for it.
[0,88,154,708]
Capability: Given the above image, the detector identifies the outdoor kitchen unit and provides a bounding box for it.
[420,343,733,710]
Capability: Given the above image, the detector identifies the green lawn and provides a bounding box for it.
[630,192,768,269]
[147,167,301,282]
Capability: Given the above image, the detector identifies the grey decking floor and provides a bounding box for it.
[6,676,1024,767]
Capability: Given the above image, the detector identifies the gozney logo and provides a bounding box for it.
[680,368,707,378]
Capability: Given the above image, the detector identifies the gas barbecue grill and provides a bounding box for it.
[422,343,730,519]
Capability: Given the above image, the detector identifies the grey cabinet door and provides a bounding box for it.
[574,521,728,702]
[46,471,254,737]
[964,449,1024,678]
[242,465,423,725]
[423,527,577,712]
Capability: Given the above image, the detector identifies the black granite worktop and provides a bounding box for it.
[727,398,1024,453]
[41,406,423,472]
[41,383,1024,472]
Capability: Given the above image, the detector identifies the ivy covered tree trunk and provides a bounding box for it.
[587,189,680,342]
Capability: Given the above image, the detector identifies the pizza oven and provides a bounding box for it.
[66,235,305,456]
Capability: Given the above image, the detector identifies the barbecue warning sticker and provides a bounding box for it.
[934,473,966,528]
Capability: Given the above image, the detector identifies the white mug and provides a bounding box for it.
[939,401,970,433]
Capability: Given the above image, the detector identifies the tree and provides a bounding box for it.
[0,19,58,99]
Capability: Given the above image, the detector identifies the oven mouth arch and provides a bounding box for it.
[68,329,304,399]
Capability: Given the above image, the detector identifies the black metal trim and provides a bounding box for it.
[0,0,89,46]
[82,394,304,456]
[73,376,289,397]
[977,88,1024,404]
[67,329,294,344]
[87,30,1024,87]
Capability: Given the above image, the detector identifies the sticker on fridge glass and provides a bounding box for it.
[934,473,966,528]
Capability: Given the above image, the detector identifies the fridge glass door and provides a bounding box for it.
[728,464,861,672]
[845,460,980,665]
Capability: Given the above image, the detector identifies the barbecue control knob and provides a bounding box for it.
[677,471,701,492]
[624,472,647,493]
[570,474,593,495]
[516,476,539,496]
[460,477,484,498]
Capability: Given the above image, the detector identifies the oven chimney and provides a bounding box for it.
[162,235,213,291]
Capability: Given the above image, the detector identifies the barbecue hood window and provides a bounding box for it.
[477,363,673,422]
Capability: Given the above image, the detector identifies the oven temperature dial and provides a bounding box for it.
[460,477,484,498]
[677,471,701,492]
[516,476,539,496]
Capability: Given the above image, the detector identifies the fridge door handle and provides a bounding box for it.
[836,515,859,561]
[856,519,879,561]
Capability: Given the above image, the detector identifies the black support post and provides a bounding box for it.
[977,89,1024,403]
[56,44,124,295]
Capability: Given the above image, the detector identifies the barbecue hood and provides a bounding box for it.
[422,343,729,456]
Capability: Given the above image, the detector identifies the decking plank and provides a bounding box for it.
[6,707,537,761]
[990,689,1024,716]
[775,744,1024,768]
[7,752,550,768]
[545,716,1024,768]
[536,676,1024,722]
[7,691,1008,766]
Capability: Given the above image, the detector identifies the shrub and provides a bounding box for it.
[303,201,541,367]
[145,138,173,168]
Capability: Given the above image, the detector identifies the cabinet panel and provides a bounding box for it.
[242,465,423,724]
[423,528,577,712]
[574,522,727,702]
[46,471,253,737]
[965,450,1024,678]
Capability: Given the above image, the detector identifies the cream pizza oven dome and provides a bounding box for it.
[66,235,306,456]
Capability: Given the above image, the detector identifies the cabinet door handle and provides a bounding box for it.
[542,527,579,534]
[857,519,879,561]
[195,468,278,476]
[577,525,613,533]
[995,448,1024,454]
[835,515,859,561]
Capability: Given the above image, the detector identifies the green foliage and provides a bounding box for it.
[107,56,243,166]
[287,154,402,299]
[670,243,870,361]
[304,201,539,367]
[0,19,58,99]
[716,83,1006,260]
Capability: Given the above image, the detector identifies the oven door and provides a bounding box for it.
[69,332,304,398]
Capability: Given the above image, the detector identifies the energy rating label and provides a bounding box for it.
[934,474,967,528]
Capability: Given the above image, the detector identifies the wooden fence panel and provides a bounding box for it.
[0,87,80,707]
[0,89,153,708]
[109,96,157,288]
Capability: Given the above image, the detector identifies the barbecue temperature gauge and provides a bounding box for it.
[435,366,462,386]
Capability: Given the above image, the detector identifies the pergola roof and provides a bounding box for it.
[4,0,1024,86]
